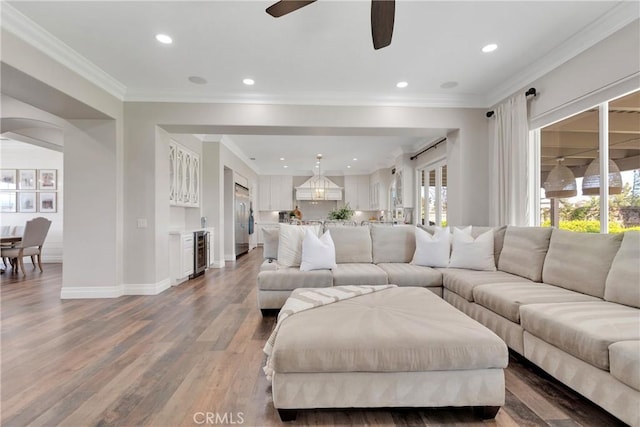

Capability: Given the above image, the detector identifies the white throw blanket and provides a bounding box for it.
[263,285,396,380]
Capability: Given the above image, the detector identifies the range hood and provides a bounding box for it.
[295,175,343,201]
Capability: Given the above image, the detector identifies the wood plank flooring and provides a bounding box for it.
[0,250,627,426]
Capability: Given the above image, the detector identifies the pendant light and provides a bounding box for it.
[543,158,577,198]
[581,154,623,196]
[310,154,328,200]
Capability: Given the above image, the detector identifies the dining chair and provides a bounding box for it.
[1,217,52,275]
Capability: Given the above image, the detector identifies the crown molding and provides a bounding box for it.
[124,90,487,109]
[485,3,640,107]
[1,3,127,100]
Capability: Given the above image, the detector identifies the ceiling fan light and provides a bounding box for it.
[581,156,623,196]
[543,160,577,198]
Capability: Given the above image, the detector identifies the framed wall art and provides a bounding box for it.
[18,192,37,213]
[38,169,57,190]
[39,192,57,213]
[18,169,37,190]
[0,192,17,212]
[0,169,17,190]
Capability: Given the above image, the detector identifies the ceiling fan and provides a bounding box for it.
[266,0,395,50]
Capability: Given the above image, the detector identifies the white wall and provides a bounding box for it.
[0,140,63,262]
[2,29,124,297]
[497,20,640,129]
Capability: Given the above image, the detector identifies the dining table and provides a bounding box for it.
[1,235,22,272]
[1,235,22,245]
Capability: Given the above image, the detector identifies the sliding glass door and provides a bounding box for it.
[419,162,447,226]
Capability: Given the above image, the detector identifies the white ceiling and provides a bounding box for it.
[4,0,636,175]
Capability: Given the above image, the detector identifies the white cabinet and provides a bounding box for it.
[170,140,200,207]
[169,141,178,204]
[258,175,292,211]
[344,175,370,210]
[369,181,382,210]
[170,231,194,286]
[169,228,214,285]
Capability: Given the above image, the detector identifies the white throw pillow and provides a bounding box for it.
[277,223,321,267]
[449,228,496,271]
[300,229,337,271]
[411,226,451,268]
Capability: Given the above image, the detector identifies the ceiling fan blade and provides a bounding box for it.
[371,0,395,49]
[266,0,317,18]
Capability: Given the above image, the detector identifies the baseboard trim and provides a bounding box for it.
[60,285,124,299]
[124,278,171,295]
[60,278,172,299]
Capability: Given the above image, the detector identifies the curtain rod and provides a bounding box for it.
[485,88,537,118]
[410,137,447,161]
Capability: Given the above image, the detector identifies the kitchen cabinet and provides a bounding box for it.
[169,140,200,207]
[369,182,389,211]
[169,231,194,286]
[169,228,214,285]
[258,175,292,211]
[344,175,370,210]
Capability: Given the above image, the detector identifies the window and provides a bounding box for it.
[419,162,447,226]
[539,90,640,233]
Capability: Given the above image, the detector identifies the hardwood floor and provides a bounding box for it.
[1,251,626,426]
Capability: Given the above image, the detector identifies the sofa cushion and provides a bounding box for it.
[411,226,450,268]
[260,259,278,271]
[257,268,333,291]
[421,225,505,265]
[277,224,321,267]
[332,263,388,286]
[449,228,496,271]
[605,231,640,308]
[330,225,373,264]
[441,268,531,302]
[498,227,552,282]
[542,229,622,298]
[371,225,415,263]
[300,229,337,271]
[473,282,600,323]
[609,341,640,391]
[520,301,640,370]
[376,263,442,287]
[262,226,279,260]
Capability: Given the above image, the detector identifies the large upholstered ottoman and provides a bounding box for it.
[268,286,509,421]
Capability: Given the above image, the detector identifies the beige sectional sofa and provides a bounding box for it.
[256,224,640,426]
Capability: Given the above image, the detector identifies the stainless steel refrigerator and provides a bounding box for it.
[234,183,250,257]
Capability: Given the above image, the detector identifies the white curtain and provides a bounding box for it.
[489,93,530,226]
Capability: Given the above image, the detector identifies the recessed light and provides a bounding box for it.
[283,165,288,168]
[188,76,207,85]
[347,165,352,169]
[440,81,458,89]
[155,34,172,44]
[280,157,285,161]
[315,165,319,168]
[396,81,408,88]
[353,158,358,161]
[243,78,255,85]
[482,43,498,53]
